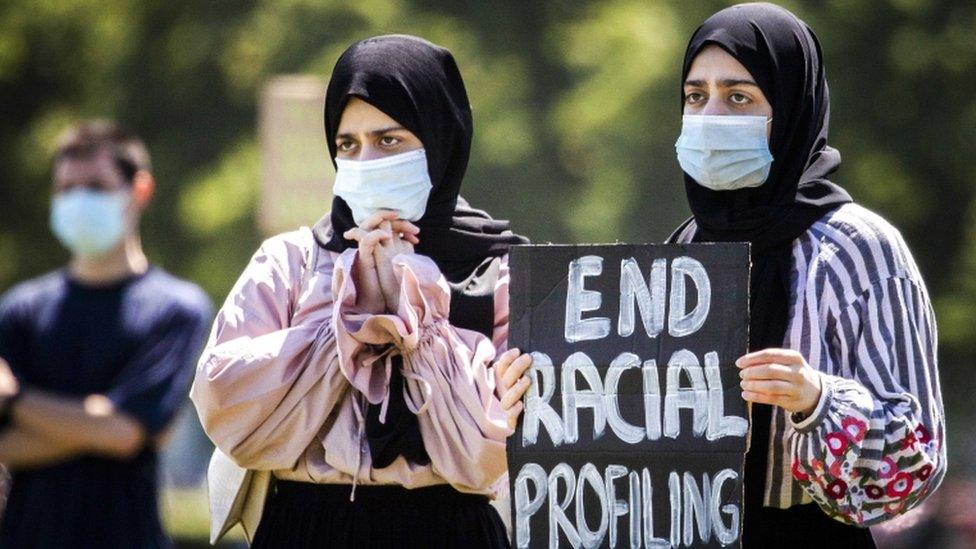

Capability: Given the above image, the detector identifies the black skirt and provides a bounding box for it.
[745,503,876,548]
[251,481,510,549]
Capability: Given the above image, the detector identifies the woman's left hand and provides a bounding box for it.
[737,348,822,417]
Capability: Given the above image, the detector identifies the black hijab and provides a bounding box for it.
[678,3,851,251]
[317,34,528,468]
[675,3,852,362]
[670,2,853,536]
[319,34,528,283]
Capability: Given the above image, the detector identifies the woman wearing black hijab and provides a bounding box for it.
[669,3,944,546]
[192,35,532,548]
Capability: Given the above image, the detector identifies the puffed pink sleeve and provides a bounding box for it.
[190,232,348,471]
[332,250,513,492]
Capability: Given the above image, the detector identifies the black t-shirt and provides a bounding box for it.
[0,268,212,549]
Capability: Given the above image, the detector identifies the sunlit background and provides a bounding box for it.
[0,0,974,546]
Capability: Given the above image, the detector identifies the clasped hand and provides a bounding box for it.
[343,210,421,314]
[344,211,534,428]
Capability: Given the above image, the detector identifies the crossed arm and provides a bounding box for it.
[0,358,150,470]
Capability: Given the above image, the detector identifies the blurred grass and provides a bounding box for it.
[162,486,245,546]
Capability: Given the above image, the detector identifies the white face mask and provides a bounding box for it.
[675,115,774,191]
[332,148,433,225]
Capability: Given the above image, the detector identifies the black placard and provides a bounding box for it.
[507,243,750,549]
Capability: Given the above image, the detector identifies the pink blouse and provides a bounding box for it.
[190,225,513,498]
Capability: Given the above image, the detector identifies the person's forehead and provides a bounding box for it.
[336,97,401,133]
[685,45,753,82]
[54,150,123,184]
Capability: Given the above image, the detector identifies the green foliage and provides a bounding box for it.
[1,0,974,477]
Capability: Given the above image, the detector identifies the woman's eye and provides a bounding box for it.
[379,136,400,147]
[337,140,356,152]
[729,93,750,104]
[684,92,704,104]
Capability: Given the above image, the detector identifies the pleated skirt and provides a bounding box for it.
[251,481,510,549]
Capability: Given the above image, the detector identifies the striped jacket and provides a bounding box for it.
[675,203,945,526]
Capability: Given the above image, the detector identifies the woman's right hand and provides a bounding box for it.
[493,348,533,430]
[343,211,420,314]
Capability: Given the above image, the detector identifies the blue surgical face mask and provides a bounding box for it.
[50,189,129,256]
[332,148,433,226]
[675,115,774,191]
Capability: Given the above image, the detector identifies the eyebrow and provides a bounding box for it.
[684,78,760,88]
[336,126,407,140]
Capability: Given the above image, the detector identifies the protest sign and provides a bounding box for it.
[507,243,750,548]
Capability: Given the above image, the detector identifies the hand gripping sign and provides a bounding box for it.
[507,243,750,549]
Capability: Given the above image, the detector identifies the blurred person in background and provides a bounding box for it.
[191,35,532,548]
[668,3,945,547]
[0,120,213,548]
